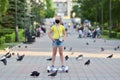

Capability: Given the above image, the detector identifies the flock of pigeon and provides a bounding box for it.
[0,46,25,66]
[0,39,119,78]
[45,39,120,77]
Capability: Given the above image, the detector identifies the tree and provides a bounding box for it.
[0,0,9,27]
[45,0,55,18]
[72,0,120,32]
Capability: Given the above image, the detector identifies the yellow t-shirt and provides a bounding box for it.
[51,25,65,39]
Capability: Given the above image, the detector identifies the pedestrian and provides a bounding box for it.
[48,16,66,69]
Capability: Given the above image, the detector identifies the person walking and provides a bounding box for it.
[48,16,66,69]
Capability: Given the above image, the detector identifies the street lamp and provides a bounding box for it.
[15,0,19,42]
[109,0,112,38]
[101,0,104,33]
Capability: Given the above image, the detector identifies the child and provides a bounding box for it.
[48,16,66,69]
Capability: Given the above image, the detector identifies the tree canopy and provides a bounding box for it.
[72,0,120,31]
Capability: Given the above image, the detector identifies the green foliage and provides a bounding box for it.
[73,0,120,32]
[103,30,109,35]
[0,28,14,37]
[0,0,9,15]
[5,33,15,43]
[3,29,24,43]
[45,0,55,18]
[0,0,9,26]
[110,31,117,38]
[18,29,24,42]
[0,36,5,45]
[117,33,120,39]
[1,0,27,28]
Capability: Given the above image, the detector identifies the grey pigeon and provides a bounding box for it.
[65,55,69,61]
[114,47,117,51]
[69,47,72,51]
[48,70,58,77]
[64,46,66,50]
[30,71,40,77]
[12,53,15,55]
[5,53,11,58]
[101,47,104,51]
[18,45,21,48]
[17,53,25,61]
[84,59,90,65]
[117,46,119,49]
[93,40,96,43]
[0,57,7,65]
[46,58,52,61]
[107,54,113,58]
[86,42,89,45]
[25,45,27,48]
[4,52,10,57]
[76,54,83,60]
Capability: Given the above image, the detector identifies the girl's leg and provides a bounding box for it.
[59,46,64,66]
[52,46,57,66]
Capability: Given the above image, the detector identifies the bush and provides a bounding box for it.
[5,33,15,43]
[103,30,109,35]
[0,36,5,45]
[110,31,117,38]
[117,33,120,39]
[18,29,25,41]
[0,29,14,37]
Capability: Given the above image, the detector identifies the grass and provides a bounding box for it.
[101,34,118,40]
[101,35,109,39]
[0,44,9,50]
[0,42,22,50]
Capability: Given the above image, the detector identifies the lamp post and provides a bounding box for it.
[109,0,112,38]
[15,0,19,42]
[101,0,104,33]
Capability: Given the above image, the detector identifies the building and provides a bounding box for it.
[53,0,72,19]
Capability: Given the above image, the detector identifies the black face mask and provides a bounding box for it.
[55,19,60,24]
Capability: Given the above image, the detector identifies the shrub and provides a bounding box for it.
[117,33,120,39]
[110,31,117,38]
[103,30,109,35]
[18,29,25,42]
[0,29,14,37]
[5,33,15,43]
[0,36,5,45]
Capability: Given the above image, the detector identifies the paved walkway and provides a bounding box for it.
[0,28,120,80]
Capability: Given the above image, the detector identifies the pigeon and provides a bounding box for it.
[0,57,7,65]
[101,47,104,51]
[114,47,117,51]
[17,53,25,61]
[4,52,10,57]
[12,52,15,55]
[69,47,72,51]
[84,59,90,65]
[107,54,113,58]
[18,45,21,48]
[93,40,96,43]
[5,53,11,58]
[64,46,66,50]
[46,58,52,61]
[86,42,89,45]
[25,45,27,48]
[65,55,69,61]
[48,70,58,77]
[76,54,83,60]
[117,46,119,49]
[30,71,40,77]
[4,48,10,52]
